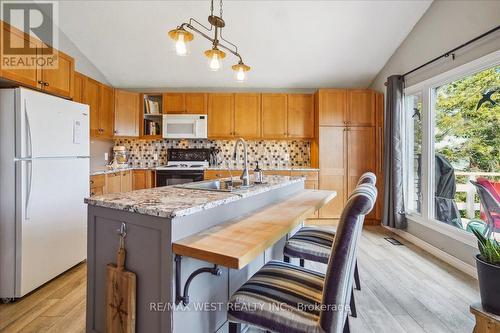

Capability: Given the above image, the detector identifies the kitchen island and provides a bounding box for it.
[84,176,335,333]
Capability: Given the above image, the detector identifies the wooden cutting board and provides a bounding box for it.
[106,245,136,333]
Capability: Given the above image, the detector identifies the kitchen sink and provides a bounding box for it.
[175,179,255,192]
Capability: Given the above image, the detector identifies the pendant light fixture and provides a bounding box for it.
[168,0,251,82]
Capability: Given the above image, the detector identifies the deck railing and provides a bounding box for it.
[455,171,500,219]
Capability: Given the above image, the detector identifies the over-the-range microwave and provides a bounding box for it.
[162,114,208,139]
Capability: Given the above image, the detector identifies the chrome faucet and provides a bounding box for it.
[233,138,250,187]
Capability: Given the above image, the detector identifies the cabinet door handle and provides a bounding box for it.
[38,80,44,85]
[90,180,94,184]
[43,82,49,86]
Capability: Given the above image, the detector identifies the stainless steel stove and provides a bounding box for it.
[156,149,211,186]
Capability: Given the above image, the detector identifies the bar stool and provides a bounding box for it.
[283,172,377,317]
[228,183,378,333]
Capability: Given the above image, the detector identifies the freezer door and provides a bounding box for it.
[16,88,90,159]
[16,158,89,296]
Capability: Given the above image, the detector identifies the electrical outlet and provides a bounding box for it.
[153,153,158,161]
[104,153,109,161]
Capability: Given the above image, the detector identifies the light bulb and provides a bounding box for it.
[175,34,188,56]
[235,67,246,82]
[209,53,222,71]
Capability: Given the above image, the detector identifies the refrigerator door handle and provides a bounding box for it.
[25,99,33,158]
[25,160,33,220]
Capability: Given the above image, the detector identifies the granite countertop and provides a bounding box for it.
[90,167,154,176]
[90,166,319,176]
[84,175,305,219]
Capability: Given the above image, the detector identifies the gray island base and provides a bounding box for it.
[85,176,336,333]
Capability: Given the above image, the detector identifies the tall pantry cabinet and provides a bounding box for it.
[311,89,384,224]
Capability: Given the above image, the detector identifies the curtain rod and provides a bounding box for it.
[402,25,500,78]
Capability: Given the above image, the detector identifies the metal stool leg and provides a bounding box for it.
[228,322,240,333]
[299,258,305,267]
[354,261,361,290]
[284,255,290,263]
[350,288,357,318]
[343,316,350,333]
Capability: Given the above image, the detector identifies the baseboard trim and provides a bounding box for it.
[383,226,478,279]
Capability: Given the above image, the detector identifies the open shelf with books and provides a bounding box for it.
[142,94,163,138]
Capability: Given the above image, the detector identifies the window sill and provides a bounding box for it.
[405,213,478,248]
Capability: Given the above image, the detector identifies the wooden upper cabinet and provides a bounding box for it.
[262,94,288,139]
[114,89,140,137]
[73,72,85,103]
[347,90,375,127]
[234,93,261,138]
[185,93,207,114]
[41,48,74,99]
[208,93,234,138]
[0,22,74,99]
[317,89,347,126]
[0,22,41,88]
[288,94,314,138]
[84,77,101,137]
[163,93,185,113]
[99,84,114,138]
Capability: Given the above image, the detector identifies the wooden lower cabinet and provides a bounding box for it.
[318,127,346,219]
[90,170,149,196]
[89,174,105,197]
[132,169,155,190]
[106,172,122,194]
[121,170,132,192]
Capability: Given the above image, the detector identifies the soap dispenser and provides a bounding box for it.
[254,162,263,184]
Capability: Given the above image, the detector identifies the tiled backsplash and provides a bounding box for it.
[114,139,311,169]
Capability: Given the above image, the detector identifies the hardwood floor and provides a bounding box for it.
[0,226,479,333]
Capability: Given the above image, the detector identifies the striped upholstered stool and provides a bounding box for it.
[228,183,378,333]
[283,172,377,317]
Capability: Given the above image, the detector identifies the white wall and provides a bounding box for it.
[57,28,110,84]
[370,0,500,91]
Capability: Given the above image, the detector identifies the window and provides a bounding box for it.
[433,66,499,230]
[405,93,423,214]
[404,51,500,239]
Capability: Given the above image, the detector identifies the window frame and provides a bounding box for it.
[403,50,500,247]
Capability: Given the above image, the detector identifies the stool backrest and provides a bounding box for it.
[319,183,377,332]
[356,172,377,186]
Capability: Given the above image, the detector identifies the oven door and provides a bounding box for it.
[156,170,204,187]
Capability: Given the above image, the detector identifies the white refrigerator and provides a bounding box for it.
[0,88,89,299]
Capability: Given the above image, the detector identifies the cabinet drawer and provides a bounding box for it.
[291,170,319,181]
[90,174,105,188]
[204,170,233,180]
[264,170,291,176]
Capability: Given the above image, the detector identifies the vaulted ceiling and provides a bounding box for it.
[57,0,432,89]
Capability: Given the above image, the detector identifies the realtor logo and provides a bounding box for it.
[1,0,59,69]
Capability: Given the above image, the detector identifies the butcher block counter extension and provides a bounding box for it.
[84,176,335,333]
